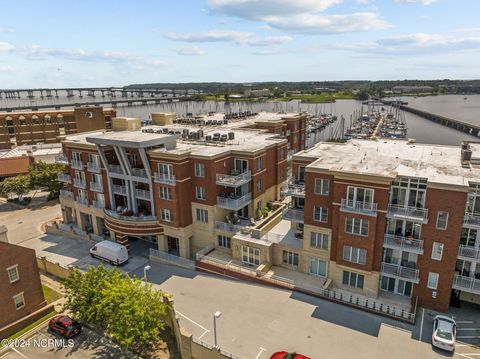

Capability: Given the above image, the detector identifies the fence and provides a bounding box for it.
[36,256,75,279]
[195,244,215,260]
[150,248,195,270]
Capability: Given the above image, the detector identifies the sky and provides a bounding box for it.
[0,0,479,88]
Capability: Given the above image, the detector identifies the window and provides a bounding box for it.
[196,186,206,200]
[347,186,374,207]
[436,211,449,230]
[280,147,286,160]
[256,157,263,171]
[343,246,367,265]
[195,163,205,177]
[427,272,439,290]
[313,206,328,223]
[283,251,299,266]
[242,246,260,265]
[218,235,231,249]
[6,265,19,283]
[13,292,25,310]
[196,208,208,223]
[345,217,369,236]
[314,179,330,195]
[91,173,102,185]
[309,258,327,277]
[280,167,285,179]
[159,187,172,200]
[257,179,263,192]
[72,151,82,162]
[342,271,364,289]
[160,209,173,222]
[88,153,100,166]
[158,163,174,177]
[432,242,444,261]
[310,232,328,249]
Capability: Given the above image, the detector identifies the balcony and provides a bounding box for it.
[458,245,480,261]
[131,167,148,178]
[89,181,103,193]
[216,170,252,187]
[135,189,151,200]
[282,207,304,223]
[112,184,127,195]
[452,274,480,295]
[383,234,424,255]
[381,262,420,283]
[217,193,252,211]
[92,200,105,209]
[57,173,71,183]
[71,159,84,170]
[340,199,378,217]
[104,209,157,222]
[464,213,480,227]
[108,164,123,174]
[59,189,73,199]
[215,221,247,234]
[55,154,69,165]
[87,161,101,173]
[73,178,86,189]
[387,204,428,224]
[76,197,88,206]
[154,172,176,185]
[285,182,305,198]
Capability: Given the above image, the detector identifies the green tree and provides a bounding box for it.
[355,89,370,101]
[0,175,31,201]
[63,266,167,352]
[29,161,65,196]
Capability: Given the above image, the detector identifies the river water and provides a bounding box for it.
[1,94,478,146]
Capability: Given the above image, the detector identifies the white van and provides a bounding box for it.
[90,240,129,266]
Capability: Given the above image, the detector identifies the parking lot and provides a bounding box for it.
[0,322,124,359]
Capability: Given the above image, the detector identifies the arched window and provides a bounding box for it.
[44,114,52,124]
[5,116,13,127]
[32,115,40,125]
[18,115,27,126]
[56,114,64,124]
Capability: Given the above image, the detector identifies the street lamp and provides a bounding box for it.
[213,311,222,349]
[143,265,151,282]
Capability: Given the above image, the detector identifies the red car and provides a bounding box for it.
[48,315,82,338]
[270,352,310,359]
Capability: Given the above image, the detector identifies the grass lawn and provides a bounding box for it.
[7,311,57,340]
[274,91,355,103]
[42,284,63,304]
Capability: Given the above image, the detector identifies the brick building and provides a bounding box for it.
[56,112,306,257]
[0,227,46,329]
[0,107,116,149]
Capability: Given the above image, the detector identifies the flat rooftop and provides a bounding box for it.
[0,143,62,158]
[86,130,178,148]
[300,139,480,187]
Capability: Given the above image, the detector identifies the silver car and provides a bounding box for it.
[432,315,456,352]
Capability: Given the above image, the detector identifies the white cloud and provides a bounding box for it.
[24,46,134,63]
[395,0,437,5]
[166,30,291,46]
[207,0,390,34]
[0,27,14,33]
[0,65,15,72]
[0,42,14,53]
[173,46,205,56]
[355,0,370,4]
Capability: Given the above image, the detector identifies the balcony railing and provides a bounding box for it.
[458,245,480,261]
[215,221,245,234]
[383,234,424,255]
[104,209,157,222]
[57,173,71,183]
[282,207,304,223]
[87,161,101,173]
[71,159,84,170]
[154,172,176,185]
[92,200,105,209]
[112,184,127,195]
[55,154,69,165]
[108,164,123,174]
[216,170,252,187]
[387,204,428,223]
[73,178,86,189]
[340,199,378,216]
[131,167,148,178]
[217,193,252,211]
[285,182,305,197]
[135,189,151,200]
[464,213,480,227]
[381,262,420,283]
[89,182,103,193]
[59,189,73,199]
[76,197,88,206]
[452,274,480,295]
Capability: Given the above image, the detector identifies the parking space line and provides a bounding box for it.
[458,336,480,339]
[458,328,480,331]
[175,310,209,332]
[419,308,425,342]
[9,347,29,359]
[458,321,475,324]
[197,329,210,340]
[0,352,11,359]
[255,347,267,359]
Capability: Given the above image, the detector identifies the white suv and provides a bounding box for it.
[432,315,456,352]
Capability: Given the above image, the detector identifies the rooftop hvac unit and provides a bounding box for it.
[223,119,228,125]
[168,131,174,135]
[181,134,187,139]
[206,121,212,126]
[147,129,154,133]
[213,133,221,138]
[175,131,181,135]
[142,129,148,133]
[206,135,212,141]
[197,130,204,138]
[212,136,219,142]
[156,130,163,134]
[220,137,227,142]
[228,132,235,140]
[162,128,169,133]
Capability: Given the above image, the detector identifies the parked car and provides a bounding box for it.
[270,352,310,359]
[48,315,82,338]
[432,315,456,352]
[90,240,129,265]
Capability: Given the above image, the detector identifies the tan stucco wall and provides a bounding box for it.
[329,261,380,298]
